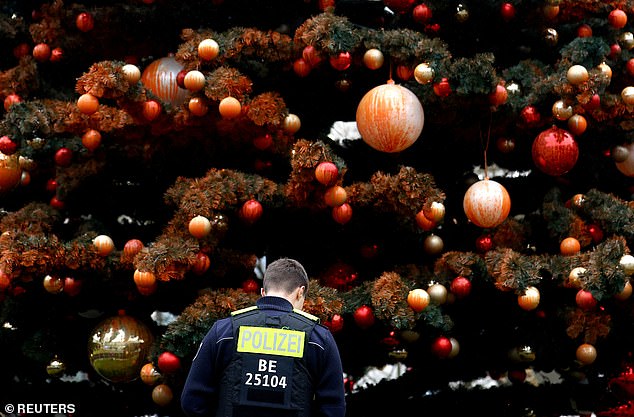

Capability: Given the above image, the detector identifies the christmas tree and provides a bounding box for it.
[1,0,634,416]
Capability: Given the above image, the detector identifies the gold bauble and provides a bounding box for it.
[543,28,559,46]
[543,5,559,19]
[88,312,154,383]
[424,234,444,255]
[622,86,634,105]
[619,32,634,50]
[455,3,469,22]
[598,62,612,79]
[552,100,573,120]
[567,267,586,288]
[427,282,448,304]
[363,48,384,70]
[620,254,634,275]
[576,343,597,365]
[615,280,632,301]
[47,356,66,377]
[414,63,434,84]
[566,65,588,85]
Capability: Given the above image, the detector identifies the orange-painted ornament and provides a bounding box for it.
[133,269,156,288]
[142,100,161,121]
[140,363,161,385]
[152,384,173,407]
[293,58,312,77]
[189,215,211,238]
[560,237,581,256]
[93,235,115,256]
[356,81,424,153]
[415,210,436,231]
[324,185,347,207]
[576,343,597,365]
[283,114,301,134]
[315,161,339,186]
[332,203,353,224]
[0,153,22,193]
[43,275,64,294]
[463,179,511,228]
[518,286,540,311]
[141,56,188,106]
[188,97,208,116]
[567,114,587,135]
[77,93,99,115]
[183,70,206,92]
[407,288,430,312]
[239,199,263,224]
[363,49,384,70]
[198,38,220,61]
[82,129,102,151]
[219,97,241,119]
[121,64,141,84]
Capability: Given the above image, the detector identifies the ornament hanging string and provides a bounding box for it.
[480,110,493,180]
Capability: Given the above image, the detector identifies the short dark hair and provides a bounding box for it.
[263,258,309,295]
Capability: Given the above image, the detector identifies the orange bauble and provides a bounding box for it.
[77,93,99,115]
[324,185,347,207]
[560,237,581,256]
[191,252,211,275]
[189,215,212,238]
[315,161,338,186]
[293,58,312,78]
[568,114,587,135]
[141,56,188,106]
[93,235,115,256]
[283,114,301,134]
[219,96,241,119]
[424,202,445,223]
[518,286,540,311]
[198,38,220,61]
[415,210,436,231]
[140,363,161,386]
[188,97,208,116]
[363,48,384,70]
[463,179,511,228]
[43,275,64,294]
[239,199,263,224]
[576,343,597,365]
[407,288,430,312]
[123,239,144,257]
[82,129,102,151]
[142,100,162,121]
[615,280,632,301]
[356,81,424,153]
[183,70,206,92]
[332,203,353,225]
[396,65,414,81]
[0,153,22,193]
[134,269,156,288]
[152,384,173,407]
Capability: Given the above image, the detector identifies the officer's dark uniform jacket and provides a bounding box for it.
[181,296,346,417]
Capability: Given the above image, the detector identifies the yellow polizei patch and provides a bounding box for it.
[237,326,305,358]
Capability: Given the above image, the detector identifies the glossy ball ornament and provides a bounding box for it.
[324,185,347,207]
[88,312,154,383]
[324,314,344,333]
[123,239,144,258]
[518,286,540,311]
[293,58,311,77]
[0,136,17,155]
[191,252,211,275]
[141,56,188,107]
[4,93,22,111]
[152,384,173,407]
[253,133,272,150]
[189,215,211,239]
[396,65,413,81]
[32,43,51,62]
[424,234,444,255]
[609,9,628,29]
[43,275,64,294]
[496,137,515,153]
[54,147,73,166]
[500,2,515,21]
[142,100,161,121]
[560,237,581,256]
[82,129,102,152]
[567,267,586,288]
[412,4,432,23]
[598,62,612,79]
[283,114,301,134]
[621,32,634,51]
[183,70,206,92]
[329,52,351,71]
[239,199,263,224]
[424,202,445,223]
[431,336,453,358]
[356,81,424,153]
[157,351,181,373]
[615,280,632,301]
[622,87,634,105]
[489,84,508,106]
[315,161,338,186]
[219,96,242,119]
[463,179,511,228]
[577,24,592,38]
[121,64,141,84]
[363,49,384,70]
[50,47,63,63]
[63,276,82,296]
[242,278,259,293]
[568,114,587,136]
[198,38,220,61]
[532,126,579,176]
[428,283,448,304]
[414,63,434,84]
[576,343,597,365]
[520,105,541,127]
[47,357,66,377]
[615,143,634,176]
[576,289,598,310]
[77,93,99,115]
[140,363,161,385]
[133,269,156,288]
[332,203,353,225]
[455,3,469,22]
[450,276,472,298]
[552,100,573,121]
[543,27,559,46]
[415,210,436,231]
[76,12,94,32]
[188,97,208,116]
[353,305,375,329]
[433,78,451,97]
[302,45,321,67]
[93,235,115,256]
[407,288,430,312]
[567,65,588,85]
[475,234,493,252]
[619,254,634,275]
[587,224,603,244]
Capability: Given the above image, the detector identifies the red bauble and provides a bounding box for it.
[82,129,102,152]
[32,43,51,62]
[500,3,516,21]
[176,69,187,88]
[54,147,73,167]
[587,224,603,243]
[191,252,211,275]
[142,100,162,121]
[450,276,472,298]
[4,93,21,111]
[609,43,622,60]
[324,185,347,207]
[50,47,63,63]
[293,58,312,78]
[332,203,353,225]
[329,52,351,71]
[433,78,451,97]
[141,56,188,106]
[584,94,601,111]
[609,9,628,29]
[63,277,82,297]
[123,239,144,257]
[431,336,453,358]
[322,262,358,290]
[412,4,432,24]
[576,289,598,310]
[315,161,339,185]
[50,196,65,209]
[489,83,508,106]
[356,82,424,153]
[463,179,511,228]
[520,105,541,127]
[253,134,272,150]
[353,305,375,329]
[475,234,493,252]
[302,45,322,68]
[76,12,94,32]
[157,351,181,374]
[383,0,415,13]
[242,278,259,293]
[46,179,58,193]
[13,43,30,59]
[532,126,579,176]
[239,199,263,224]
[324,314,344,333]
[0,136,17,155]
[577,24,592,38]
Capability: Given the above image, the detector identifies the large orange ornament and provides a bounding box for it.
[463,179,511,228]
[356,80,424,153]
[141,56,189,107]
[0,153,22,193]
[407,288,430,312]
[219,96,242,119]
[518,286,540,311]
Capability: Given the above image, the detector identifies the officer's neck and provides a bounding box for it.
[261,289,304,310]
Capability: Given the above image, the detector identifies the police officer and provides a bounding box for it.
[181,258,346,417]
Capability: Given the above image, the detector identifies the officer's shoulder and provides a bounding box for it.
[231,305,258,316]
[292,308,320,323]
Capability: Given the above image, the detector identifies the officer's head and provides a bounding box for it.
[262,258,309,309]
